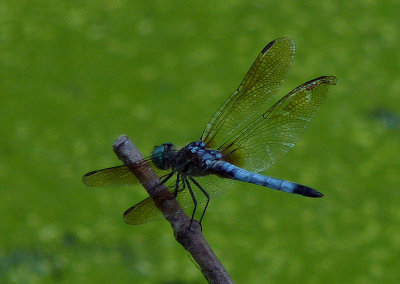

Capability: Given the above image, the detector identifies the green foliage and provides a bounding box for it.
[1,0,399,283]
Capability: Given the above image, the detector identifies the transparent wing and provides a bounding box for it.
[82,157,170,187]
[201,38,295,149]
[220,76,337,173]
[123,174,235,225]
[123,177,178,224]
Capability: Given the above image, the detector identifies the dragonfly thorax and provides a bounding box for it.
[174,141,223,176]
[152,141,223,176]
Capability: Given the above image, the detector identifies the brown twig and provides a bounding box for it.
[113,135,234,284]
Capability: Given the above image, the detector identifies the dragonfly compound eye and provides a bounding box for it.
[151,143,174,170]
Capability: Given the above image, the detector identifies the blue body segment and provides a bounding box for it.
[155,141,323,198]
[211,161,322,198]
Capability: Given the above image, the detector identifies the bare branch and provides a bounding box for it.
[113,135,234,284]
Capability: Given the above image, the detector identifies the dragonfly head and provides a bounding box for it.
[151,143,176,170]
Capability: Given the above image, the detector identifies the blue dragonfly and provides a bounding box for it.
[83,38,336,225]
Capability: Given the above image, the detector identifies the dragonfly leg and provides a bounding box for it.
[174,174,181,197]
[149,172,174,195]
[159,172,174,186]
[184,177,197,230]
[190,177,210,229]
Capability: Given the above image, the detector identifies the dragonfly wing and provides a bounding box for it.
[123,176,178,224]
[201,38,295,149]
[123,196,162,225]
[220,76,337,173]
[82,157,169,187]
[82,165,140,187]
[123,174,235,225]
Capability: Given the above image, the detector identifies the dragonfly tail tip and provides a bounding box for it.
[294,185,324,198]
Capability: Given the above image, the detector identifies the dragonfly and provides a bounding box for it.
[83,37,336,226]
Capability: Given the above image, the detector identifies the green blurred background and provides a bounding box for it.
[1,0,399,283]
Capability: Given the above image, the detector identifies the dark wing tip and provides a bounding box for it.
[123,205,139,225]
[294,184,324,198]
[82,170,98,184]
[261,37,295,54]
[307,76,337,88]
[319,76,337,86]
[288,76,336,94]
[261,37,296,54]
[83,170,98,178]
[123,205,135,216]
[261,39,276,54]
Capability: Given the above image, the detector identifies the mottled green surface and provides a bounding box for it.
[1,1,399,283]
